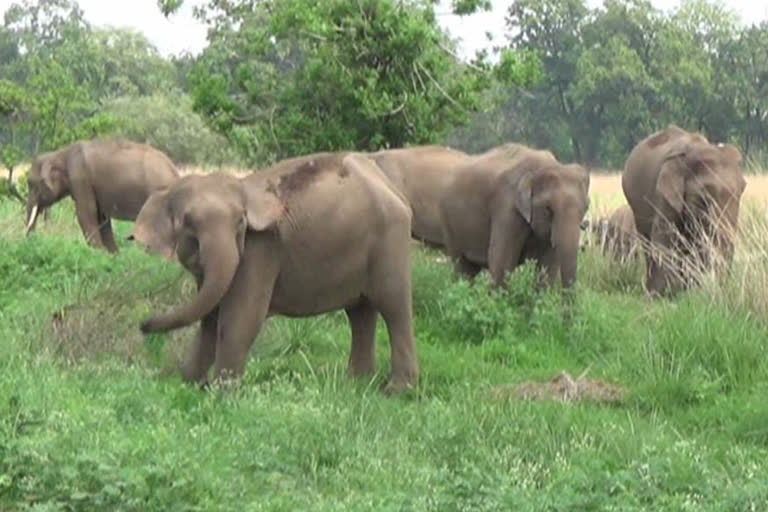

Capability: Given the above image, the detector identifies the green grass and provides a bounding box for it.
[2,198,768,511]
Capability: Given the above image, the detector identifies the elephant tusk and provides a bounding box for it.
[25,205,39,234]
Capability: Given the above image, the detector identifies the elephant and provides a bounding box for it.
[25,138,180,253]
[130,152,419,393]
[439,143,590,289]
[581,205,639,263]
[622,124,746,295]
[371,145,472,248]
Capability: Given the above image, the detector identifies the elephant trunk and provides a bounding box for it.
[141,231,240,333]
[25,202,39,234]
[553,216,581,290]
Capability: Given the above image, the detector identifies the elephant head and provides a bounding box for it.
[656,140,746,267]
[511,161,590,288]
[25,148,72,233]
[130,173,284,333]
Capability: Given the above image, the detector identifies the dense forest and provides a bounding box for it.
[1,0,767,173]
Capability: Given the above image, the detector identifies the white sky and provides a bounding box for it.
[0,0,765,58]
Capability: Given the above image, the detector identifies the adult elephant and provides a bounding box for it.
[581,205,639,263]
[25,139,180,253]
[130,152,419,393]
[439,143,590,289]
[371,145,472,247]
[622,124,746,295]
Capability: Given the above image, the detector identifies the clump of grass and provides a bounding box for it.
[696,202,768,323]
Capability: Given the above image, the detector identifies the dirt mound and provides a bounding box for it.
[491,370,624,404]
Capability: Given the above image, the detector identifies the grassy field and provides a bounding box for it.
[2,172,768,511]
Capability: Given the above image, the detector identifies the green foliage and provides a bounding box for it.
[450,0,492,15]
[0,0,182,166]
[187,0,539,164]
[157,0,184,17]
[103,93,241,166]
[4,202,768,510]
[451,0,768,167]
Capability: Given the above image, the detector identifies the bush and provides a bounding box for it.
[103,92,241,166]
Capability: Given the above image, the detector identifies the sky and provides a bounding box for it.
[0,0,765,58]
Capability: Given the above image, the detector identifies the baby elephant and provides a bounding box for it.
[131,152,419,393]
[582,205,639,263]
[25,138,180,253]
[439,143,590,289]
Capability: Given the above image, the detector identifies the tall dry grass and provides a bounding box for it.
[587,172,768,214]
[585,171,768,324]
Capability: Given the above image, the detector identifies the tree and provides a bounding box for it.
[160,0,539,164]
[469,0,766,168]
[505,0,591,162]
[0,0,183,162]
[0,79,27,202]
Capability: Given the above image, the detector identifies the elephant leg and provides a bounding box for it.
[647,216,678,295]
[42,207,51,222]
[345,299,378,378]
[181,308,219,385]
[98,211,119,254]
[212,239,279,383]
[70,183,107,251]
[454,256,482,281]
[368,235,419,393]
[488,211,529,288]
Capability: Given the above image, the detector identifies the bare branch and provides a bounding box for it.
[417,62,466,111]
[438,42,485,72]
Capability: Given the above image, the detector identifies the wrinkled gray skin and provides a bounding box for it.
[622,124,746,295]
[131,153,419,393]
[581,205,639,263]
[439,143,590,289]
[25,139,180,253]
[371,145,472,248]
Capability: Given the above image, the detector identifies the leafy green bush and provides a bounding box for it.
[433,263,542,345]
[103,92,241,166]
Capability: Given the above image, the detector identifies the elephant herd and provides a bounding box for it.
[21,123,746,393]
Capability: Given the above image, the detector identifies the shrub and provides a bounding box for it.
[102,92,241,166]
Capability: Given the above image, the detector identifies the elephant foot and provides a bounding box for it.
[205,373,243,393]
[347,361,376,379]
[382,374,419,395]
[180,363,210,387]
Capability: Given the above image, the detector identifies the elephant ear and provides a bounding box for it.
[509,158,543,225]
[513,171,534,225]
[243,181,285,231]
[131,189,177,260]
[40,159,64,192]
[656,153,686,214]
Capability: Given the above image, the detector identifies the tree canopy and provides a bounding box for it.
[450,0,768,168]
[172,0,539,163]
[2,0,768,179]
